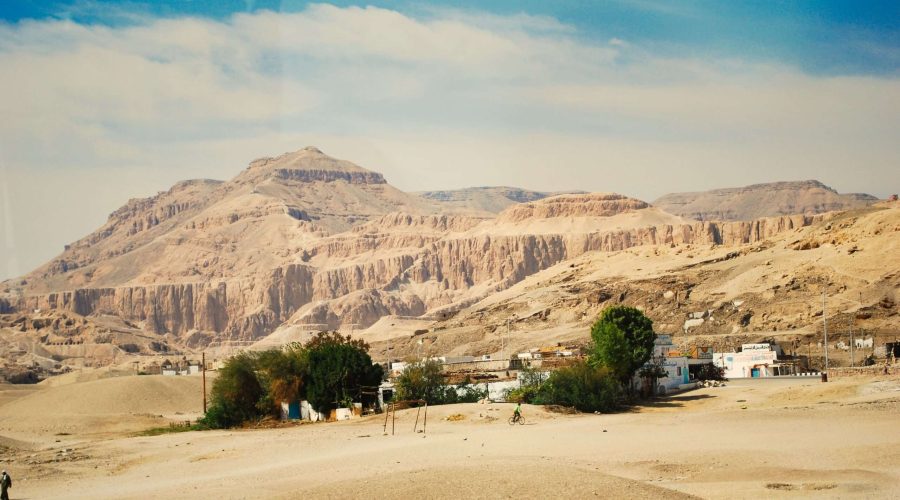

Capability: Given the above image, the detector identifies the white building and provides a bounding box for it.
[712,343,781,378]
[638,335,691,394]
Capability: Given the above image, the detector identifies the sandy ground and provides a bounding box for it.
[0,375,898,499]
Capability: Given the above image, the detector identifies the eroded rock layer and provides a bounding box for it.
[1,148,855,349]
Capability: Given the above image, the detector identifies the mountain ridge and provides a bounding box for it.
[1,147,893,374]
[654,179,878,221]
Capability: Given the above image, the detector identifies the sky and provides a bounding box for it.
[1,0,898,280]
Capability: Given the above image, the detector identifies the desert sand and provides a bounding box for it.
[0,374,897,499]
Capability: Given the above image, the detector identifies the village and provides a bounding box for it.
[133,326,899,424]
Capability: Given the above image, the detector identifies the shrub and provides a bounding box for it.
[201,331,382,428]
[505,364,547,403]
[536,361,622,413]
[394,359,445,404]
[395,362,488,405]
[202,353,265,428]
[695,362,727,381]
[254,347,308,417]
[505,384,541,404]
[442,378,488,404]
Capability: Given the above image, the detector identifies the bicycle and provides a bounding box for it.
[508,413,525,425]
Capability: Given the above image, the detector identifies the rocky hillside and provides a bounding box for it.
[371,202,899,363]
[2,148,895,373]
[654,180,878,221]
[415,187,584,215]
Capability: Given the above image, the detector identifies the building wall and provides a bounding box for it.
[712,350,777,378]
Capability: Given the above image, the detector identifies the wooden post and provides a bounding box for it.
[423,403,427,437]
[202,352,207,414]
[414,405,421,432]
[383,403,390,435]
[392,404,396,435]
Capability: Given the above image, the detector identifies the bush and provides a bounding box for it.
[202,353,264,428]
[394,359,445,404]
[441,378,488,404]
[254,347,308,417]
[395,362,487,405]
[695,363,726,381]
[201,331,382,428]
[505,364,547,403]
[505,384,541,404]
[535,361,622,413]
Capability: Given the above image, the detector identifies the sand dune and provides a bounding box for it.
[0,374,206,439]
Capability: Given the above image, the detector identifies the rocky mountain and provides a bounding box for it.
[653,180,878,221]
[415,187,585,215]
[371,202,899,364]
[2,148,896,375]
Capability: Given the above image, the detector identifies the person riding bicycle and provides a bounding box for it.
[513,402,522,421]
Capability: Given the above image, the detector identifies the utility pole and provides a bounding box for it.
[506,317,511,362]
[822,290,829,381]
[849,297,855,368]
[202,352,207,414]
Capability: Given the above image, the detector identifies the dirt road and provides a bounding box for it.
[1,375,897,499]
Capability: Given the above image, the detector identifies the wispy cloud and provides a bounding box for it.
[610,0,703,18]
[0,4,898,279]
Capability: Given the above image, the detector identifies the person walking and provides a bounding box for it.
[0,469,11,500]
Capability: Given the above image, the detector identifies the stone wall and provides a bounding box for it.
[828,365,900,378]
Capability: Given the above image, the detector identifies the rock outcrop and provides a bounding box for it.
[498,193,649,222]
[415,186,585,215]
[654,180,877,221]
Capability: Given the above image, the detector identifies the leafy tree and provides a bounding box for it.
[394,358,445,404]
[254,347,309,417]
[305,334,383,414]
[589,306,656,391]
[201,331,383,427]
[637,357,668,397]
[202,352,265,428]
[536,361,621,412]
[395,361,487,405]
[305,330,370,352]
[441,377,488,404]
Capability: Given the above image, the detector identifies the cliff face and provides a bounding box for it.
[11,214,820,341]
[414,186,585,215]
[498,193,650,222]
[1,148,835,348]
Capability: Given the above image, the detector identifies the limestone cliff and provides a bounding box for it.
[0,149,839,348]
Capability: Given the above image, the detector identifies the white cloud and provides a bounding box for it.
[0,5,898,279]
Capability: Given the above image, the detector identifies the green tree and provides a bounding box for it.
[589,306,656,391]
[254,347,309,417]
[394,358,445,404]
[305,333,383,414]
[536,361,621,412]
[202,352,265,428]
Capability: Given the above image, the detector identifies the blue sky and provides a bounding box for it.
[3,0,898,75]
[1,1,898,279]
